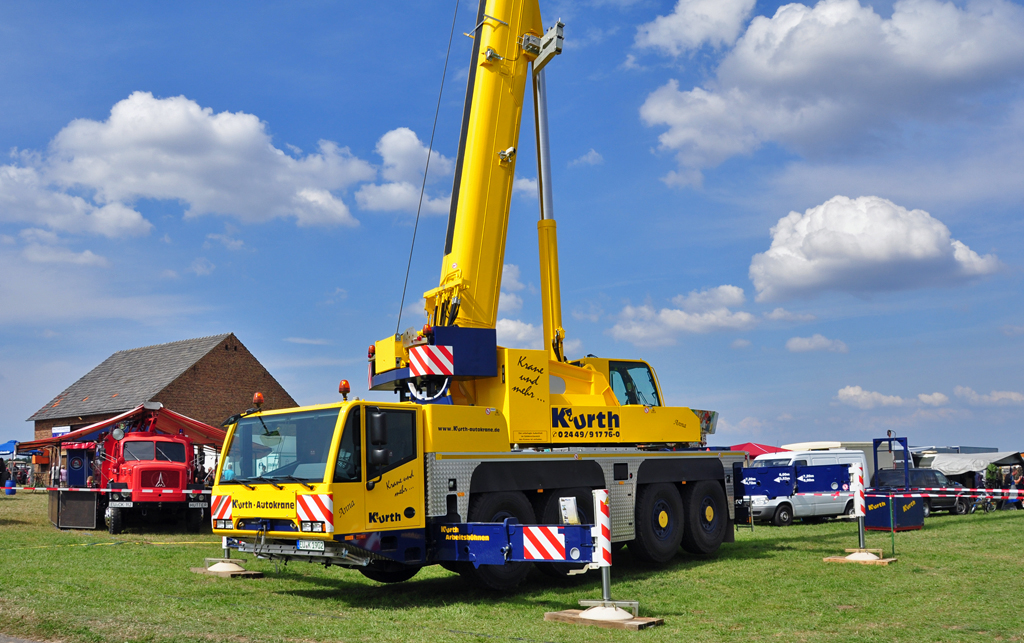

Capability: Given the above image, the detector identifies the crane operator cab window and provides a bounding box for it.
[608,361,662,407]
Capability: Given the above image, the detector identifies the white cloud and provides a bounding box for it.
[954,385,1024,405]
[609,286,757,347]
[1002,325,1024,336]
[284,337,332,345]
[731,338,751,349]
[0,164,152,237]
[502,264,526,292]
[498,291,523,315]
[750,195,999,301]
[496,318,542,350]
[569,149,604,167]
[22,244,108,267]
[45,92,374,227]
[836,385,907,409]
[190,257,215,276]
[639,0,1024,184]
[765,307,816,322]
[635,0,756,54]
[512,177,538,199]
[205,233,244,251]
[573,302,604,323]
[786,334,848,353]
[354,127,452,215]
[918,392,949,406]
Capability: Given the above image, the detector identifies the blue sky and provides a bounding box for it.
[2,0,1022,450]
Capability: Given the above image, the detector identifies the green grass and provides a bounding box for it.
[1,492,1022,643]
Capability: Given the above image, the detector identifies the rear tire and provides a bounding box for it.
[772,503,793,527]
[630,483,684,564]
[536,488,593,577]
[459,492,535,591]
[681,480,727,556]
[953,499,968,515]
[358,561,421,584]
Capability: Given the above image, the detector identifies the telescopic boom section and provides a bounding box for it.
[424,0,544,331]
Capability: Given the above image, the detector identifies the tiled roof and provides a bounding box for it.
[27,334,232,422]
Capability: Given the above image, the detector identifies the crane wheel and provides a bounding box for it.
[630,483,684,564]
[358,561,421,584]
[458,491,535,590]
[535,487,593,578]
[681,480,727,555]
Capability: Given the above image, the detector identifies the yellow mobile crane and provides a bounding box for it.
[212,0,743,590]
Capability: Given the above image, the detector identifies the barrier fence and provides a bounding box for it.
[794,488,1023,499]
[6,486,211,494]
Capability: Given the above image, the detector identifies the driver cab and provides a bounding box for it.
[570,356,664,407]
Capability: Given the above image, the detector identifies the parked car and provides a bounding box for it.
[871,468,965,517]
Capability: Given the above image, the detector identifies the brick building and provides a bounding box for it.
[28,333,296,440]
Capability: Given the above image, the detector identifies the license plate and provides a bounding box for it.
[188,502,209,508]
[109,501,133,508]
[297,539,325,552]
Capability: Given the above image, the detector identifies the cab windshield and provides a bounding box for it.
[123,440,186,463]
[219,408,340,484]
[750,458,792,468]
[608,362,661,406]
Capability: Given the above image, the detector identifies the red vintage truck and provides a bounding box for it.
[17,402,225,533]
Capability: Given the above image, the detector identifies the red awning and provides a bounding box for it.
[17,403,226,453]
[730,442,790,457]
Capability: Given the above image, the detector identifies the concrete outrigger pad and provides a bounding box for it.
[823,548,897,566]
[544,610,664,631]
[190,557,264,578]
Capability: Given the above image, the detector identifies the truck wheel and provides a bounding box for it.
[630,483,684,564]
[106,506,123,535]
[358,561,421,584]
[772,503,793,527]
[459,491,536,591]
[536,487,593,577]
[681,480,727,556]
[186,507,205,533]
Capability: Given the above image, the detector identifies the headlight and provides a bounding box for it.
[216,519,233,529]
[300,521,324,533]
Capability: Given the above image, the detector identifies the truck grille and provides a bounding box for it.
[140,470,181,488]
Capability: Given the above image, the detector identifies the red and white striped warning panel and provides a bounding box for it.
[211,495,232,521]
[523,525,566,560]
[593,488,612,567]
[296,494,334,533]
[408,345,454,377]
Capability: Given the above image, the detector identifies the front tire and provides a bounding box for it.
[358,561,421,584]
[630,483,684,564]
[106,506,123,535]
[772,503,794,527]
[953,498,969,515]
[922,501,931,518]
[681,480,727,556]
[459,492,535,591]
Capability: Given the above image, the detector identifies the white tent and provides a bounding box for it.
[919,451,1024,476]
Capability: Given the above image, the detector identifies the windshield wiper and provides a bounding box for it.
[251,476,283,489]
[221,478,255,490]
[273,475,314,490]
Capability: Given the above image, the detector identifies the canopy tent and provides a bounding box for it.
[918,451,1024,476]
[0,440,17,456]
[731,442,789,457]
[16,402,226,454]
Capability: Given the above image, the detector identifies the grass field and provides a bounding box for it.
[0,491,1021,643]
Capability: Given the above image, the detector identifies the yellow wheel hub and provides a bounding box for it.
[657,510,669,529]
[705,506,714,522]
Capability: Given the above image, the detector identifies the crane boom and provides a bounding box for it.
[423,0,543,332]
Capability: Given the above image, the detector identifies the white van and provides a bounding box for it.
[745,449,869,526]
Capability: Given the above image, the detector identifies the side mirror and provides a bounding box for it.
[369,412,387,446]
[369,448,390,466]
